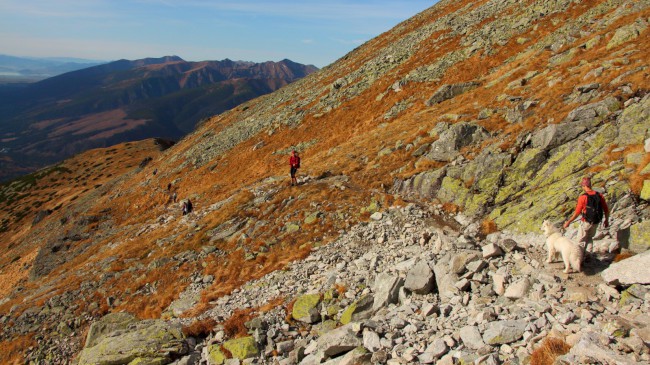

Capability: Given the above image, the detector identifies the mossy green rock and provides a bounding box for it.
[223,336,259,361]
[340,295,374,325]
[304,212,320,225]
[292,293,321,323]
[84,312,138,348]
[77,319,187,365]
[629,220,650,253]
[207,345,227,365]
[285,223,300,233]
[607,22,647,49]
[640,180,650,202]
[129,357,168,365]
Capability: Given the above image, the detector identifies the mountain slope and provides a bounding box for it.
[0,57,318,181]
[0,0,649,363]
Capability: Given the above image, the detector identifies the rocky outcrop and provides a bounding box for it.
[77,315,188,365]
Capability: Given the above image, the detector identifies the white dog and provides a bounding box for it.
[541,220,584,273]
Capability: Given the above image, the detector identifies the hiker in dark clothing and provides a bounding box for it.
[289,150,301,186]
[563,177,610,256]
[187,199,193,213]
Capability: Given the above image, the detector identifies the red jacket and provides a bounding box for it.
[289,155,300,168]
[573,190,609,221]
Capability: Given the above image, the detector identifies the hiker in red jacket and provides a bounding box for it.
[289,150,300,186]
[563,177,609,256]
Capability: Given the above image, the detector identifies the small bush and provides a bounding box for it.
[613,252,635,262]
[223,308,255,339]
[530,337,571,365]
[182,318,217,338]
[480,218,498,236]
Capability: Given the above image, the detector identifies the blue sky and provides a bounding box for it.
[0,1,433,68]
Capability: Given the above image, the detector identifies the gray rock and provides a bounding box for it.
[316,324,363,357]
[459,326,485,350]
[504,279,530,299]
[77,319,187,365]
[372,274,404,311]
[482,244,503,258]
[425,82,480,106]
[84,312,138,348]
[601,250,650,285]
[419,339,448,363]
[425,122,489,162]
[558,331,643,364]
[363,330,381,352]
[577,83,600,93]
[482,320,527,345]
[404,260,436,294]
[277,340,295,355]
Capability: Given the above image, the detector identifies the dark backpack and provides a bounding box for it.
[296,156,301,169]
[583,192,603,224]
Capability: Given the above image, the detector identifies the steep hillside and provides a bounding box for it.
[0,57,317,182]
[0,0,649,364]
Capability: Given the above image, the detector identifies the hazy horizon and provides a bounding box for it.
[0,1,434,68]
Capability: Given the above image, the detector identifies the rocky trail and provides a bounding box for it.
[71,202,650,365]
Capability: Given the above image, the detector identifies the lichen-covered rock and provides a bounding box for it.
[77,319,187,365]
[207,345,226,365]
[424,122,489,162]
[629,220,650,253]
[84,312,139,348]
[292,293,322,323]
[223,336,259,361]
[340,294,374,325]
[640,180,650,201]
[607,19,648,49]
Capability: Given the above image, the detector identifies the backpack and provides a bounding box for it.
[583,192,603,224]
[296,156,300,169]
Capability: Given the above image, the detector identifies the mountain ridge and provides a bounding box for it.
[0,56,318,181]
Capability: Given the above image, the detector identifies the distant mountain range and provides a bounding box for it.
[0,54,105,83]
[0,56,318,181]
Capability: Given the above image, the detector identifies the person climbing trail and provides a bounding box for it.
[289,150,301,186]
[563,177,610,260]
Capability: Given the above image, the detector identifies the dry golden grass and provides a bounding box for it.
[223,308,256,339]
[530,337,571,365]
[0,334,35,365]
[480,218,498,236]
[613,252,635,263]
[182,318,218,338]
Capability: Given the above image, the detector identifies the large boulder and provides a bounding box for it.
[340,295,374,325]
[292,293,322,323]
[601,250,650,285]
[629,220,650,253]
[316,324,363,357]
[84,312,138,348]
[404,260,436,294]
[372,274,404,311]
[77,318,188,365]
[424,122,489,162]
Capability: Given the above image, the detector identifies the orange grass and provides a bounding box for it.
[530,337,571,365]
[223,308,256,339]
[182,318,218,338]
